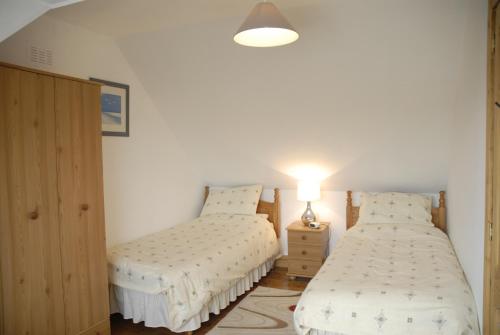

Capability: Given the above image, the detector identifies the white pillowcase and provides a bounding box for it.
[200,185,263,216]
[358,192,433,226]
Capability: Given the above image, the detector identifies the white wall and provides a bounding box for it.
[0,0,82,42]
[0,14,205,246]
[0,0,48,42]
[447,0,488,327]
[114,0,469,192]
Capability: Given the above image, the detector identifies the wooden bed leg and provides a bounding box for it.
[186,332,193,335]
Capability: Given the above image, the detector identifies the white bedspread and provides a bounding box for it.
[294,223,479,335]
[108,214,280,331]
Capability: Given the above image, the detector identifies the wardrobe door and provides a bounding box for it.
[54,78,109,335]
[0,67,66,334]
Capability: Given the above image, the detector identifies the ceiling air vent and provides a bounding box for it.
[30,46,53,66]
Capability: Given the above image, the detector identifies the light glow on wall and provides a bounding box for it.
[286,164,333,182]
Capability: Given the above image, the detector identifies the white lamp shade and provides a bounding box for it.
[297,180,320,202]
[234,2,299,47]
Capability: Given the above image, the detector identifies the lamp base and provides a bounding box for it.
[301,201,316,226]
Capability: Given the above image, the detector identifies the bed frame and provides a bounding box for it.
[204,186,281,238]
[346,191,447,233]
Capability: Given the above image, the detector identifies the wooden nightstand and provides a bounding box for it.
[286,221,330,280]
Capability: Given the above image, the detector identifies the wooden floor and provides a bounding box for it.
[110,267,308,335]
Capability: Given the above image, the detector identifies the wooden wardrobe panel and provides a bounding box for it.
[54,78,109,335]
[0,66,66,335]
[81,82,109,326]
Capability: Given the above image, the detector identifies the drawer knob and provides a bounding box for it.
[301,235,307,240]
[29,210,39,220]
[80,204,89,211]
[302,265,308,270]
[301,250,307,255]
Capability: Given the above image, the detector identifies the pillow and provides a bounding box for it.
[357,192,433,225]
[200,185,263,216]
[257,213,269,220]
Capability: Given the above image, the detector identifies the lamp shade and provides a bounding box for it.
[297,180,320,202]
[234,2,299,47]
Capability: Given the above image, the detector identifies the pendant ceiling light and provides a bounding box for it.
[234,2,299,47]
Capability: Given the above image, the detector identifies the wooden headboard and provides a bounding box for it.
[346,191,447,233]
[204,186,281,238]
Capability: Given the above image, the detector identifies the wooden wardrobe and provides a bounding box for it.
[0,63,109,335]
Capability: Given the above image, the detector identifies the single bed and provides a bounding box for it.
[293,191,480,335]
[108,186,281,333]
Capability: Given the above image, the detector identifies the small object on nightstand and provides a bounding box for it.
[308,221,320,229]
[286,221,330,280]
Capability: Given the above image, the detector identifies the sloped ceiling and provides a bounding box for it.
[48,0,472,191]
[48,0,321,37]
[0,0,82,42]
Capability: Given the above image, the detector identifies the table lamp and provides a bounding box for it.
[297,180,320,226]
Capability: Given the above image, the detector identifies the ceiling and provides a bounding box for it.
[43,0,84,8]
[48,0,321,38]
[45,0,473,191]
[0,0,82,42]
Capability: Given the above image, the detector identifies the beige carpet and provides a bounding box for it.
[207,286,302,335]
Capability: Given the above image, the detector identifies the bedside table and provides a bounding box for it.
[286,221,330,280]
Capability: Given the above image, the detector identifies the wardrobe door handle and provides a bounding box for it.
[80,204,89,211]
[29,210,39,220]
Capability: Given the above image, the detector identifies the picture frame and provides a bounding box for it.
[90,77,130,137]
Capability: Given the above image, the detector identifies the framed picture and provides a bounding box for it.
[90,77,129,137]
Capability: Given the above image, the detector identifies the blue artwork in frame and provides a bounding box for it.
[90,77,129,137]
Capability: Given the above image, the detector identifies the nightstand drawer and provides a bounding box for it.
[288,259,322,277]
[288,231,325,245]
[288,243,325,260]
